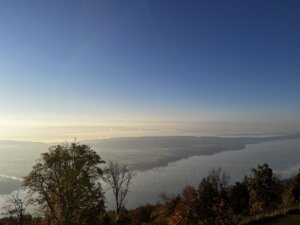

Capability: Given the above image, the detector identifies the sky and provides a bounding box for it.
[0,0,300,129]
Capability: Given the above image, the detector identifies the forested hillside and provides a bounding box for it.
[0,143,299,225]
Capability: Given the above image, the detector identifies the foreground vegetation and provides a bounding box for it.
[246,211,300,225]
[0,142,300,225]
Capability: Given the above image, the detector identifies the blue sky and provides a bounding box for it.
[0,0,300,125]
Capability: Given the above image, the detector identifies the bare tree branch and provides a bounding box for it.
[104,161,135,224]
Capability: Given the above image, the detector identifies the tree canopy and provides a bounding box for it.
[247,163,282,213]
[23,143,106,225]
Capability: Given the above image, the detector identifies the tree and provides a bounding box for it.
[23,143,106,225]
[104,161,134,224]
[248,163,282,213]
[170,168,233,225]
[197,168,233,225]
[129,204,155,225]
[292,169,300,202]
[229,179,250,216]
[169,186,199,225]
[2,191,30,225]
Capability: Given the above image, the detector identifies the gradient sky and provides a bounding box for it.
[0,0,300,125]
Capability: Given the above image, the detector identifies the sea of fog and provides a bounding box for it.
[0,136,299,210]
[123,138,300,208]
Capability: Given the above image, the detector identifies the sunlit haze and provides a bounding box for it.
[0,0,299,142]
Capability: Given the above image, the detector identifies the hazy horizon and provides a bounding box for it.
[0,120,299,142]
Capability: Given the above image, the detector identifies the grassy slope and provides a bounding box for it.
[247,212,300,225]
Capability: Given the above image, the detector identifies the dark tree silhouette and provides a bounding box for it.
[229,178,250,216]
[248,163,282,213]
[292,169,300,202]
[197,168,233,225]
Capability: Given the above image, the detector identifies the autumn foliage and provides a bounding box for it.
[1,143,300,225]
